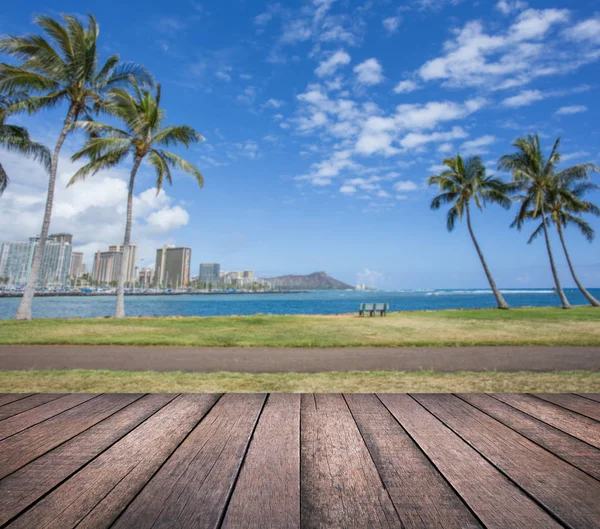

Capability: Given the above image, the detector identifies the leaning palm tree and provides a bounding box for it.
[0,93,51,195]
[499,135,598,309]
[428,154,512,309]
[524,176,600,307]
[69,81,204,318]
[0,13,152,320]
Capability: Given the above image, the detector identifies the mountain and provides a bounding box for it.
[263,271,353,290]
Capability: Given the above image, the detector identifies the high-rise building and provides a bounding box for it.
[199,263,220,285]
[155,245,191,288]
[69,252,84,278]
[0,241,34,285]
[92,244,137,285]
[0,234,72,288]
[137,267,154,287]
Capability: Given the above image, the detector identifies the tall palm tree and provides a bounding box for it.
[69,81,204,318]
[0,93,51,195]
[524,176,600,307]
[428,154,512,309]
[499,135,598,309]
[0,13,152,320]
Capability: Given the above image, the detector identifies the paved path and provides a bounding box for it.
[0,345,598,372]
[1,393,599,528]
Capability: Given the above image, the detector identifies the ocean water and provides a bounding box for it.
[0,288,598,319]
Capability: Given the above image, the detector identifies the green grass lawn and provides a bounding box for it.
[0,370,597,393]
[0,307,599,347]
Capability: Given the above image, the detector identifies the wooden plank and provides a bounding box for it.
[577,393,600,403]
[458,393,600,480]
[110,393,266,529]
[378,394,562,529]
[534,393,600,422]
[414,394,600,529]
[345,394,482,529]
[493,393,600,448]
[6,394,220,529]
[0,394,65,420]
[0,393,98,441]
[221,394,300,529]
[301,394,402,529]
[0,394,33,407]
[0,393,143,480]
[0,394,176,527]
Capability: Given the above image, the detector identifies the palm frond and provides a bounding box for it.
[154,149,204,189]
[152,125,204,147]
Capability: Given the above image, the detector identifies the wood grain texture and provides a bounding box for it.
[0,393,142,480]
[301,393,402,529]
[378,394,562,529]
[414,394,600,529]
[6,394,220,529]
[221,394,300,529]
[0,394,64,420]
[493,393,600,448]
[0,394,33,407]
[0,394,177,526]
[534,393,600,422]
[458,393,600,480]
[111,393,265,529]
[0,393,98,441]
[577,393,600,403]
[345,393,482,529]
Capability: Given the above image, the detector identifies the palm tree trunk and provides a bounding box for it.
[540,207,571,309]
[556,222,600,307]
[465,202,510,309]
[15,104,76,320]
[115,155,142,318]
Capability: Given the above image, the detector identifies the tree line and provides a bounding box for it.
[428,136,599,309]
[0,14,205,319]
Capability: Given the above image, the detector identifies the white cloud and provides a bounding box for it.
[555,105,588,115]
[354,58,384,85]
[215,69,232,82]
[0,149,191,267]
[417,10,580,90]
[563,17,600,44]
[460,135,496,155]
[237,86,257,106]
[501,89,544,107]
[561,150,591,163]
[315,50,351,77]
[263,98,285,109]
[393,80,420,94]
[393,180,419,192]
[428,164,447,173]
[496,1,527,15]
[340,184,357,195]
[383,17,401,35]
[400,127,468,150]
[146,206,190,233]
[356,268,383,286]
[437,142,454,154]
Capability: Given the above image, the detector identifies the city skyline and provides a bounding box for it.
[0,1,599,290]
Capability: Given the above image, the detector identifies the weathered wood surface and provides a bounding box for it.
[0,393,598,529]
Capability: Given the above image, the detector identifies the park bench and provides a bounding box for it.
[359,303,389,317]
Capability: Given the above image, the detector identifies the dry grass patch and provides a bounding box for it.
[0,370,598,393]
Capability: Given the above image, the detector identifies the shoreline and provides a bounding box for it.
[0,290,309,298]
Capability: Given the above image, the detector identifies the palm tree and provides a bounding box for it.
[524,176,600,307]
[499,135,598,309]
[0,93,51,195]
[0,13,152,320]
[428,154,512,309]
[69,81,204,318]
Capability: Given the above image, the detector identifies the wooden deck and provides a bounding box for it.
[0,393,599,528]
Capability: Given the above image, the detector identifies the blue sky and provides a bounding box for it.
[1,0,599,289]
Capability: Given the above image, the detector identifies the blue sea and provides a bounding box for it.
[0,288,598,319]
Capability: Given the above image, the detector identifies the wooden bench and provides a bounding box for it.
[359,303,389,317]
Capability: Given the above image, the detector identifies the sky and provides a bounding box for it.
[0,0,599,289]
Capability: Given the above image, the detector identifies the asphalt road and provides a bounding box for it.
[0,345,598,373]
